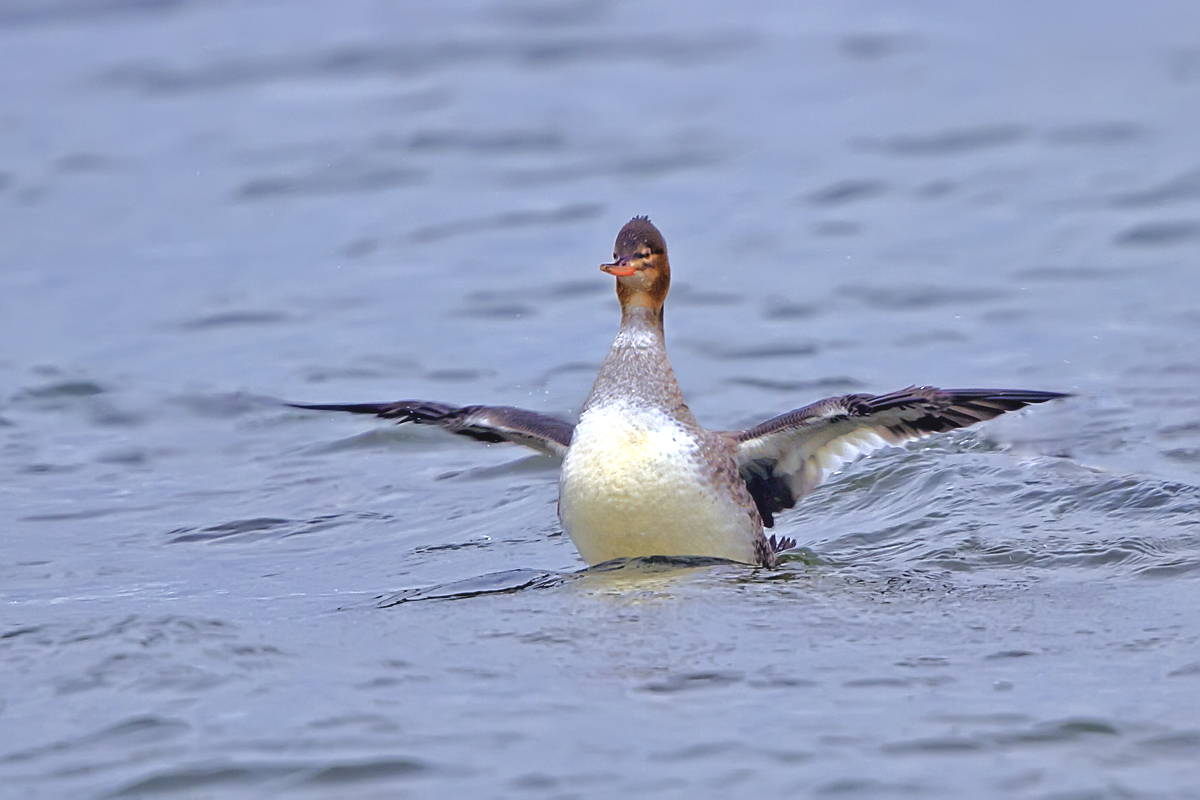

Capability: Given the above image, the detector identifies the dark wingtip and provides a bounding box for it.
[964,389,1074,409]
[957,389,1071,401]
[285,401,396,416]
[286,400,463,426]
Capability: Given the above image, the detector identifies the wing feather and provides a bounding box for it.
[734,387,1068,526]
[288,400,574,458]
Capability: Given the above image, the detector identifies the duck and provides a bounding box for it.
[290,216,1067,568]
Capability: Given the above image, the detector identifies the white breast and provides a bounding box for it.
[558,403,759,564]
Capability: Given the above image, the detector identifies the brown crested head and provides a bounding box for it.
[600,216,671,312]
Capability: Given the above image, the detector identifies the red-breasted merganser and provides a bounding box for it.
[291,216,1067,567]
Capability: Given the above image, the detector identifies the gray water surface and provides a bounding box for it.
[3,1,1200,797]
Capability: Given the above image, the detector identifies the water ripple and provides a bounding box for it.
[168,513,387,544]
[804,445,1200,578]
[102,33,756,94]
[1114,220,1200,246]
[858,124,1026,157]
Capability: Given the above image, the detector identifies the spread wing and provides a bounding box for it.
[288,400,574,459]
[733,387,1068,526]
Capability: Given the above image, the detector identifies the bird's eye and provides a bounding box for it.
[637,251,652,260]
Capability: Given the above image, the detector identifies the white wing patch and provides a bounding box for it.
[745,422,899,500]
[732,386,1067,527]
[802,427,896,492]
